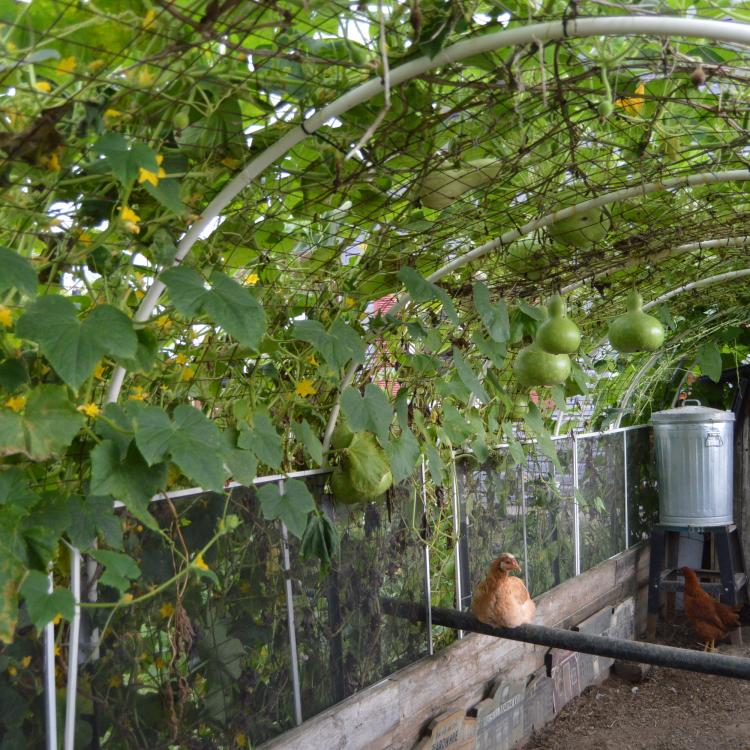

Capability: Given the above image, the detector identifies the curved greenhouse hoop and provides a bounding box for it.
[107,14,750,405]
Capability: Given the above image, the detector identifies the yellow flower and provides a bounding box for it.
[235,732,248,748]
[108,675,122,688]
[193,553,209,571]
[244,272,259,286]
[220,156,240,169]
[77,402,101,418]
[158,602,174,618]
[173,353,188,365]
[33,80,51,93]
[154,315,172,331]
[5,395,26,413]
[615,82,645,117]
[88,59,106,73]
[344,297,355,308]
[138,156,166,187]
[119,205,141,234]
[0,305,13,327]
[52,613,62,625]
[137,68,155,87]
[93,362,106,379]
[295,378,317,398]
[129,386,147,401]
[142,8,157,29]
[20,656,31,669]
[103,108,122,122]
[56,56,76,76]
[154,656,165,669]
[180,366,196,382]
[306,354,318,366]
[54,645,61,656]
[120,593,134,604]
[77,231,93,245]
[7,666,17,677]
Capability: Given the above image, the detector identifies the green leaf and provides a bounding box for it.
[523,401,545,434]
[67,496,122,550]
[89,441,164,530]
[0,554,24,643]
[452,348,489,404]
[340,384,393,444]
[697,341,722,382]
[224,449,257,486]
[0,246,36,296]
[143,177,183,213]
[92,132,160,187]
[0,357,29,392]
[133,405,226,491]
[161,268,266,349]
[471,331,507,369]
[425,443,445,486]
[537,434,562,472]
[293,319,365,370]
[238,412,282,470]
[257,479,315,538]
[16,297,137,389]
[0,385,83,460]
[90,550,140,594]
[398,267,459,325]
[292,419,324,466]
[385,427,420,484]
[116,327,158,373]
[20,570,74,632]
[516,299,547,322]
[473,282,509,343]
[508,439,526,466]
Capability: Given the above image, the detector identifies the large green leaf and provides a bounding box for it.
[133,404,226,491]
[238,412,283,470]
[20,570,75,632]
[340,384,393,444]
[92,132,160,187]
[90,441,165,530]
[292,419,324,466]
[0,245,36,296]
[90,549,140,594]
[16,297,137,389]
[452,348,489,404]
[160,267,266,349]
[385,427,420,484]
[697,341,723,382]
[66,495,122,551]
[257,479,315,538]
[0,385,83,460]
[473,282,509,343]
[398,267,459,325]
[293,319,365,371]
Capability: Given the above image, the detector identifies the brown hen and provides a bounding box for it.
[681,566,740,651]
[472,552,536,629]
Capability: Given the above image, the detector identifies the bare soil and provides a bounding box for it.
[524,619,750,750]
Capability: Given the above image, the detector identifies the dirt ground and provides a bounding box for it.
[524,619,750,750]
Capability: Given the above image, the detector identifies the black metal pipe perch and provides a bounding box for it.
[381,598,750,682]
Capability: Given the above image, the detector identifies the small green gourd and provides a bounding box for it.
[510,394,530,420]
[608,290,665,353]
[536,295,581,354]
[513,342,571,387]
[331,432,392,504]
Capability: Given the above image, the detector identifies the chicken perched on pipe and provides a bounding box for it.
[681,566,741,652]
[472,552,536,628]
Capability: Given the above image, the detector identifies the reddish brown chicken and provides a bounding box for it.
[681,566,740,651]
[472,552,536,628]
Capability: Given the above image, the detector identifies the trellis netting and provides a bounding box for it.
[0,0,747,747]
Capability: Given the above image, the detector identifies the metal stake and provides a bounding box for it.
[450,455,464,638]
[280,514,303,726]
[44,572,57,750]
[520,465,530,591]
[64,547,81,750]
[420,458,434,655]
[623,431,630,550]
[572,432,581,576]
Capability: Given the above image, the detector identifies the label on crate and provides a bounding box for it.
[472,678,525,750]
[415,709,477,750]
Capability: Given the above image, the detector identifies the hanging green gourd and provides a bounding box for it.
[511,394,531,420]
[608,290,665,352]
[513,342,571,387]
[547,190,610,250]
[536,295,581,354]
[331,431,393,505]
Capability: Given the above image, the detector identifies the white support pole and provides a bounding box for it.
[450,455,464,638]
[520,465,530,591]
[572,434,581,577]
[105,15,750,405]
[64,547,81,750]
[560,236,750,297]
[44,573,57,750]
[281,512,304,726]
[642,269,750,310]
[420,458,434,656]
[623,431,629,551]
